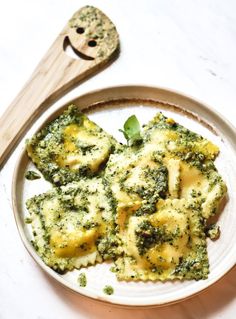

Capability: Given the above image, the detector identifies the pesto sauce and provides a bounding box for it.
[174,246,209,280]
[135,220,173,255]
[120,165,168,203]
[103,285,114,295]
[25,170,41,180]
[205,223,220,240]
[78,272,87,287]
[25,217,32,224]
[96,234,120,260]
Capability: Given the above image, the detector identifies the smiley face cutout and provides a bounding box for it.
[63,6,119,62]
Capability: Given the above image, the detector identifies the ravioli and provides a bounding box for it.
[26,105,119,185]
[179,161,227,219]
[25,109,227,282]
[26,178,119,273]
[105,146,169,218]
[133,112,227,219]
[142,113,219,161]
[114,199,209,281]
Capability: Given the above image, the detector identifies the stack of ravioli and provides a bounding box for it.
[26,105,227,281]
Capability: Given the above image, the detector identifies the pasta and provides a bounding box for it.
[26,105,120,185]
[25,106,227,280]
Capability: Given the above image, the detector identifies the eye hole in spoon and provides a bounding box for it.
[88,40,97,47]
[76,27,85,34]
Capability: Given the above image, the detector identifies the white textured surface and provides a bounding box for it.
[1,0,236,318]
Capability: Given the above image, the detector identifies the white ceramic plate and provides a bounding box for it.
[12,86,236,307]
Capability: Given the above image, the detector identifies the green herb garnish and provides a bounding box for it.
[25,170,41,180]
[103,285,114,295]
[119,115,142,146]
[78,272,87,287]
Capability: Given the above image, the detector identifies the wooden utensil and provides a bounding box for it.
[0,5,119,167]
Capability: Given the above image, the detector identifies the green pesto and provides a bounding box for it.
[25,170,41,180]
[173,245,209,280]
[121,165,169,216]
[151,150,165,164]
[135,220,176,256]
[205,223,220,240]
[25,217,32,224]
[96,234,120,260]
[78,273,87,287]
[103,285,114,295]
[120,165,168,200]
[102,176,118,216]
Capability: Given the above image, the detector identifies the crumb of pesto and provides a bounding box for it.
[25,170,41,180]
[109,266,117,273]
[78,272,87,287]
[25,217,32,224]
[103,285,114,295]
[205,223,220,240]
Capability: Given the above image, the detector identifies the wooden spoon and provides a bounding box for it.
[0,6,119,167]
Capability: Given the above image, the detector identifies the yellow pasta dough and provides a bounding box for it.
[26,105,120,185]
[114,199,209,281]
[26,178,118,272]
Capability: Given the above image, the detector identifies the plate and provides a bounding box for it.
[12,85,236,307]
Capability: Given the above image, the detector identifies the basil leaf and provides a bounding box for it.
[119,115,142,146]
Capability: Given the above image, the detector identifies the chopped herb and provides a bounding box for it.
[103,285,114,295]
[25,170,41,180]
[78,272,87,287]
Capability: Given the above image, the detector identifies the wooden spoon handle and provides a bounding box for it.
[0,6,119,167]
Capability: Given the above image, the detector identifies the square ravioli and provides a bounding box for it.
[140,113,227,219]
[26,178,119,273]
[26,105,119,185]
[104,146,170,219]
[142,112,219,160]
[114,199,209,281]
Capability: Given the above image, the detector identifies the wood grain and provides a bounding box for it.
[0,6,119,167]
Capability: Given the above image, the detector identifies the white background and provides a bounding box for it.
[0,0,236,318]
